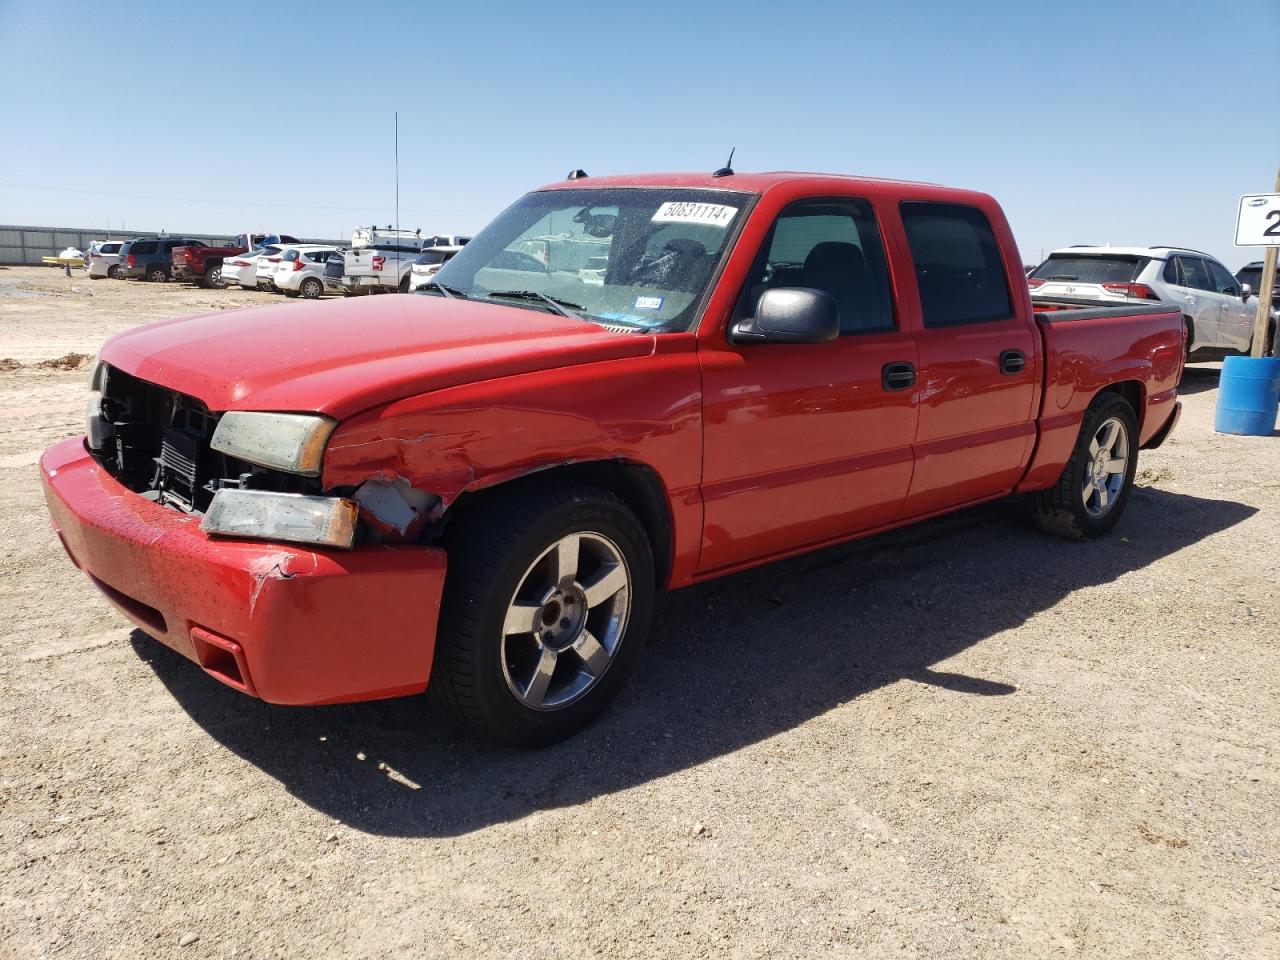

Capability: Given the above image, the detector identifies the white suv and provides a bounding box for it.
[86,240,126,279]
[1030,246,1260,360]
[272,245,339,299]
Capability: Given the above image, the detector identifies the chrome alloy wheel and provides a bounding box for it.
[500,532,631,710]
[1082,416,1129,519]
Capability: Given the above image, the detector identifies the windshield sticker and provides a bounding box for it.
[651,201,738,228]
[634,295,664,311]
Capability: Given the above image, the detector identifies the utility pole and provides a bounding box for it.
[1250,161,1280,358]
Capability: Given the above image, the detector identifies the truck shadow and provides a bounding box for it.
[131,487,1253,838]
[1177,366,1221,396]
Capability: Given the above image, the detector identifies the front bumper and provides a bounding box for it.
[40,436,447,705]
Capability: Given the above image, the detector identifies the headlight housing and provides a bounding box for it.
[210,412,337,477]
[86,358,112,451]
[202,489,357,549]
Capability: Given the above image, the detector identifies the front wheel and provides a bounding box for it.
[1032,392,1138,540]
[206,263,225,289]
[430,484,654,747]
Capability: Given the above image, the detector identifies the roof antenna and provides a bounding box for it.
[712,147,735,178]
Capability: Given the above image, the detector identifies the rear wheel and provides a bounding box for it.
[430,484,654,747]
[1032,392,1138,540]
[146,266,168,283]
[300,277,323,299]
[107,265,122,280]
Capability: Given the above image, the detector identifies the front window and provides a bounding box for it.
[431,187,752,331]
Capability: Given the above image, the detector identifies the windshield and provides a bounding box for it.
[432,187,751,331]
[1233,267,1264,293]
[1031,254,1147,283]
[415,249,451,265]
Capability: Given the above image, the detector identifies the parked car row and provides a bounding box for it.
[81,227,471,301]
[1028,245,1276,359]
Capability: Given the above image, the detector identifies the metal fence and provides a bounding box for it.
[0,225,341,265]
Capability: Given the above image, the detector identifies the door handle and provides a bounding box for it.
[881,361,916,391]
[999,349,1026,375]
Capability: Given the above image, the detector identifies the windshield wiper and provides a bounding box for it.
[484,289,585,318]
[417,280,467,299]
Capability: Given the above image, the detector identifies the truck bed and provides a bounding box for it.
[1017,295,1183,491]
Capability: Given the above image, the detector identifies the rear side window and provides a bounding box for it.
[282,249,300,261]
[901,202,1012,327]
[305,251,330,263]
[131,240,158,255]
[101,243,121,254]
[1165,256,1212,291]
[739,197,894,334]
[1031,254,1147,284]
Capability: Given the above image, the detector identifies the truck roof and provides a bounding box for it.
[534,170,991,201]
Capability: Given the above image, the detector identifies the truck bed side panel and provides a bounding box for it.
[1017,307,1183,492]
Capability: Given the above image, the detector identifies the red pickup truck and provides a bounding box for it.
[42,171,1183,745]
[172,233,300,287]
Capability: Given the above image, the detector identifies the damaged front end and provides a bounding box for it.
[88,362,442,551]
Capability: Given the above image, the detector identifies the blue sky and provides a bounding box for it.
[1,0,1277,268]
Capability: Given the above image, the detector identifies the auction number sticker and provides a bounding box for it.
[651,201,738,227]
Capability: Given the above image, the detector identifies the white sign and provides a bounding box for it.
[651,201,738,227]
[1235,194,1280,246]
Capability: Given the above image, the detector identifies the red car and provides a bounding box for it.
[171,233,300,288]
[42,171,1183,745]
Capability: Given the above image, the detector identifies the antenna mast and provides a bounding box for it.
[394,112,400,252]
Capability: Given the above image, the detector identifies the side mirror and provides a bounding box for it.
[730,287,839,344]
[1241,283,1252,301]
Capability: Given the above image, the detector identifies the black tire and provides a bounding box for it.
[107,265,122,280]
[398,275,410,293]
[206,262,225,289]
[284,290,299,298]
[300,278,323,299]
[146,266,169,283]
[1031,392,1139,540]
[430,484,655,747]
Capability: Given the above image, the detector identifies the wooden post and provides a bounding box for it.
[1250,162,1280,358]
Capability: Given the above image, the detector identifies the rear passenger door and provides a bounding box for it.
[1163,256,1219,349]
[898,201,1039,517]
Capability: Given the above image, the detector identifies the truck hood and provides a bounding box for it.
[99,295,656,419]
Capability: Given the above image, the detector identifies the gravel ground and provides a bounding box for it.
[1,265,1277,959]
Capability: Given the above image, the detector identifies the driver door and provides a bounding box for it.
[697,196,918,574]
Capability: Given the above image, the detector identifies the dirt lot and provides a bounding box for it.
[1,263,1277,959]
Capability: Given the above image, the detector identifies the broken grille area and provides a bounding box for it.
[90,364,321,513]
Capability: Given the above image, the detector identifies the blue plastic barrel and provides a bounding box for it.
[1215,355,1280,436]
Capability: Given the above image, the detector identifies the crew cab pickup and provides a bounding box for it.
[172,233,300,288]
[41,171,1184,747]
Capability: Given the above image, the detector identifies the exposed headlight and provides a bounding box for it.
[210,412,336,476]
[201,489,357,549]
[86,358,112,451]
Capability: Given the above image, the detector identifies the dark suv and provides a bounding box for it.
[118,237,206,282]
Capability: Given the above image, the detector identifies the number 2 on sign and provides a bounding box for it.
[1266,210,1280,237]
